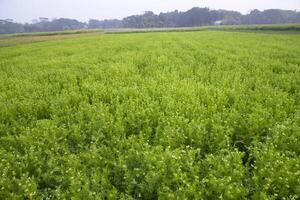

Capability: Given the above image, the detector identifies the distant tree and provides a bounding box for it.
[88,19,122,29]
[242,9,298,24]
[123,15,143,28]
[0,21,24,34]
[1,8,299,34]
[4,19,14,22]
[23,18,86,32]
[88,19,102,29]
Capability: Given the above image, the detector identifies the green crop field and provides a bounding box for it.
[0,30,300,199]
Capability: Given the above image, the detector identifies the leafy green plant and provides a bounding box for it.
[0,30,299,199]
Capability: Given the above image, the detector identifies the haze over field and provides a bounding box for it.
[0,0,300,23]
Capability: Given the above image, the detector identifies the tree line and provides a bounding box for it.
[1,7,300,34]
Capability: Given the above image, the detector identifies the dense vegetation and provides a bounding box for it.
[1,8,300,34]
[0,30,300,199]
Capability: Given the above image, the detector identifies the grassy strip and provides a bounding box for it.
[105,24,300,34]
[1,24,299,47]
[0,30,104,47]
[0,29,103,38]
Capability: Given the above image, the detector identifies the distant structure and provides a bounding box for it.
[214,20,223,26]
[39,17,49,22]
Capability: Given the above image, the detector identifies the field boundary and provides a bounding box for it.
[1,24,299,47]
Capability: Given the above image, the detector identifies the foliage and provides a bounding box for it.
[1,8,300,34]
[0,30,299,199]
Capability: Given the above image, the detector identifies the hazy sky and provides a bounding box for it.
[1,0,300,23]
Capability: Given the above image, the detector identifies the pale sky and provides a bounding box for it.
[1,0,299,23]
